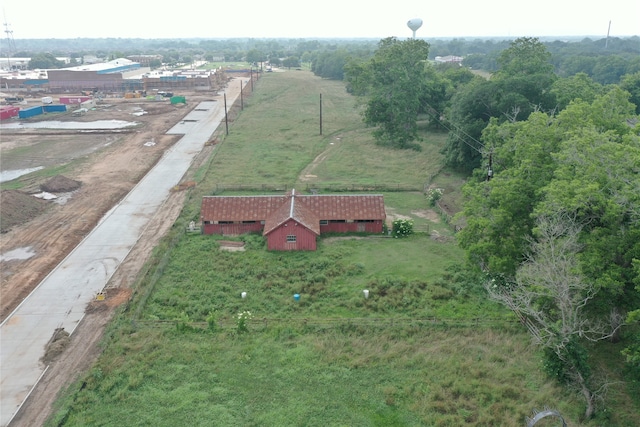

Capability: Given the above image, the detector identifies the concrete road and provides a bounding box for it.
[1,82,246,426]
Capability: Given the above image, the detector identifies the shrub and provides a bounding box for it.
[206,310,218,332]
[392,219,414,238]
[236,310,253,334]
[425,188,444,206]
[175,312,195,333]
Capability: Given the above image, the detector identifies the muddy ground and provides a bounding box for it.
[1,76,243,426]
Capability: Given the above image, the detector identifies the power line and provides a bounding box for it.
[422,102,503,180]
[422,102,486,155]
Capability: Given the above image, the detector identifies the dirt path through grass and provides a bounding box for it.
[298,135,343,182]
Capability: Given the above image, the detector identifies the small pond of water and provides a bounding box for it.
[0,247,36,262]
[0,167,44,183]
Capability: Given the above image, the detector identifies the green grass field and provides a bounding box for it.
[47,70,638,426]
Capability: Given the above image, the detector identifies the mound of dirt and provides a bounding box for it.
[40,175,82,193]
[0,190,51,233]
[41,328,71,364]
[85,288,132,314]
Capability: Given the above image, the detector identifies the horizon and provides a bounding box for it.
[2,0,638,41]
[6,34,639,42]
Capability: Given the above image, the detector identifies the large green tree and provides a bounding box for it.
[282,56,300,69]
[312,49,351,80]
[353,37,433,149]
[493,37,555,78]
[549,72,603,111]
[442,37,557,172]
[441,77,498,173]
[28,53,65,69]
[620,71,640,114]
[245,49,266,65]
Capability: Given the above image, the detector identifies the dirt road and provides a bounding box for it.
[1,75,246,426]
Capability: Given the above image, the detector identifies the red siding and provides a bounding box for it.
[202,222,263,236]
[267,219,317,251]
[320,220,384,234]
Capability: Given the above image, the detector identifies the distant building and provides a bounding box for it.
[0,68,48,90]
[82,55,102,64]
[0,57,31,70]
[126,54,163,66]
[1,57,223,93]
[46,58,145,92]
[434,55,463,64]
[62,58,141,74]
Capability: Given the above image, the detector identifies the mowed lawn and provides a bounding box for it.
[48,70,636,426]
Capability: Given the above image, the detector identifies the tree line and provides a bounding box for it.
[12,35,639,84]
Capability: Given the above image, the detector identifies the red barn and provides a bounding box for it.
[200,190,386,251]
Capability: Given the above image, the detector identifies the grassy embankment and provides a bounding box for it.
[47,70,636,426]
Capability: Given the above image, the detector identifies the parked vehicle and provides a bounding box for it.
[4,96,24,104]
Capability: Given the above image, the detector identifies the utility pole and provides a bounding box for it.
[486,153,493,181]
[224,93,228,135]
[319,93,323,135]
[3,11,16,70]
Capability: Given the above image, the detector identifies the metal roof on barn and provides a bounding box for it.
[263,194,321,236]
[299,194,386,220]
[201,191,385,227]
[201,195,288,222]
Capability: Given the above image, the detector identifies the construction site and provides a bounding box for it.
[1,66,255,425]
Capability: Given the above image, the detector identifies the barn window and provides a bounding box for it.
[286,235,297,243]
[355,219,374,223]
[219,221,233,224]
[320,220,328,225]
[242,221,256,224]
[329,220,346,223]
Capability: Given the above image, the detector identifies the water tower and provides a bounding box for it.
[407,18,423,39]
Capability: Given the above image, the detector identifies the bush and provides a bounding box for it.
[392,219,414,238]
[425,187,444,206]
[206,311,218,332]
[236,310,253,334]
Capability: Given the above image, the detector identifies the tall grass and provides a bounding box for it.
[138,233,505,323]
[52,324,582,427]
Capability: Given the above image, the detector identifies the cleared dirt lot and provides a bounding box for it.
[1,96,193,318]
[1,76,242,426]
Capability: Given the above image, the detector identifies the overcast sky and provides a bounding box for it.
[2,0,638,40]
